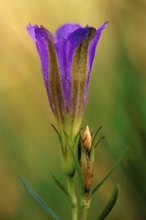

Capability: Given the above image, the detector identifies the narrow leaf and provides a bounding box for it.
[89,147,129,200]
[20,177,61,220]
[69,145,84,196]
[97,184,120,220]
[51,172,72,204]
[95,136,105,149]
[91,126,102,149]
[51,124,62,145]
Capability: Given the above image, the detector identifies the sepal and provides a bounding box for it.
[51,124,63,145]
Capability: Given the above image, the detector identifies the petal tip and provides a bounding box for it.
[102,21,109,30]
[27,24,37,41]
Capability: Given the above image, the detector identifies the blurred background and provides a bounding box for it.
[0,0,146,219]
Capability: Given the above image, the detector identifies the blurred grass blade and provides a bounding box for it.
[51,172,72,204]
[20,177,62,220]
[69,145,84,197]
[89,147,129,200]
[97,184,120,220]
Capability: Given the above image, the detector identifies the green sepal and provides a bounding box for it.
[20,177,61,220]
[51,172,72,204]
[89,147,129,200]
[97,184,120,220]
[51,124,62,145]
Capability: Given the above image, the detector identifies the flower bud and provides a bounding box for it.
[83,125,92,151]
[80,126,94,202]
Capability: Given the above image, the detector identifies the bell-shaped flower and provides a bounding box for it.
[27,22,107,142]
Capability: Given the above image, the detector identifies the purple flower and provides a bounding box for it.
[27,22,107,139]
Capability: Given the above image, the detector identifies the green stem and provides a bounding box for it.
[81,206,88,220]
[66,175,78,220]
[80,197,89,220]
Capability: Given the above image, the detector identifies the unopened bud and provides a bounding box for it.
[83,125,92,151]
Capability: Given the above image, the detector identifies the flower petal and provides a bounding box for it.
[40,26,65,122]
[70,27,97,117]
[55,23,81,40]
[27,24,52,105]
[84,22,108,102]
[88,22,108,73]
[27,24,65,121]
[55,27,91,109]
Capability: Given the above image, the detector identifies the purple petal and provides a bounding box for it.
[55,23,81,40]
[84,22,108,102]
[55,27,91,108]
[69,27,97,116]
[88,22,108,72]
[27,24,53,109]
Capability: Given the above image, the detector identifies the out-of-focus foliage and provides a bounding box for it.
[0,0,146,219]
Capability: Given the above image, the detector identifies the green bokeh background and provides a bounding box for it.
[0,0,146,219]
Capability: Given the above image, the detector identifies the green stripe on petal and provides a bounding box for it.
[42,27,65,124]
[71,27,96,124]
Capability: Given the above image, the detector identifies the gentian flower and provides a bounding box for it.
[27,22,107,143]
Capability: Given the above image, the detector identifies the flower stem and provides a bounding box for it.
[66,175,78,220]
[80,196,89,220]
[81,206,88,220]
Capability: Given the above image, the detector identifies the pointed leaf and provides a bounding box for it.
[97,184,120,220]
[92,126,102,148]
[89,147,129,200]
[51,124,62,145]
[20,177,61,220]
[94,136,105,149]
[51,172,72,204]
